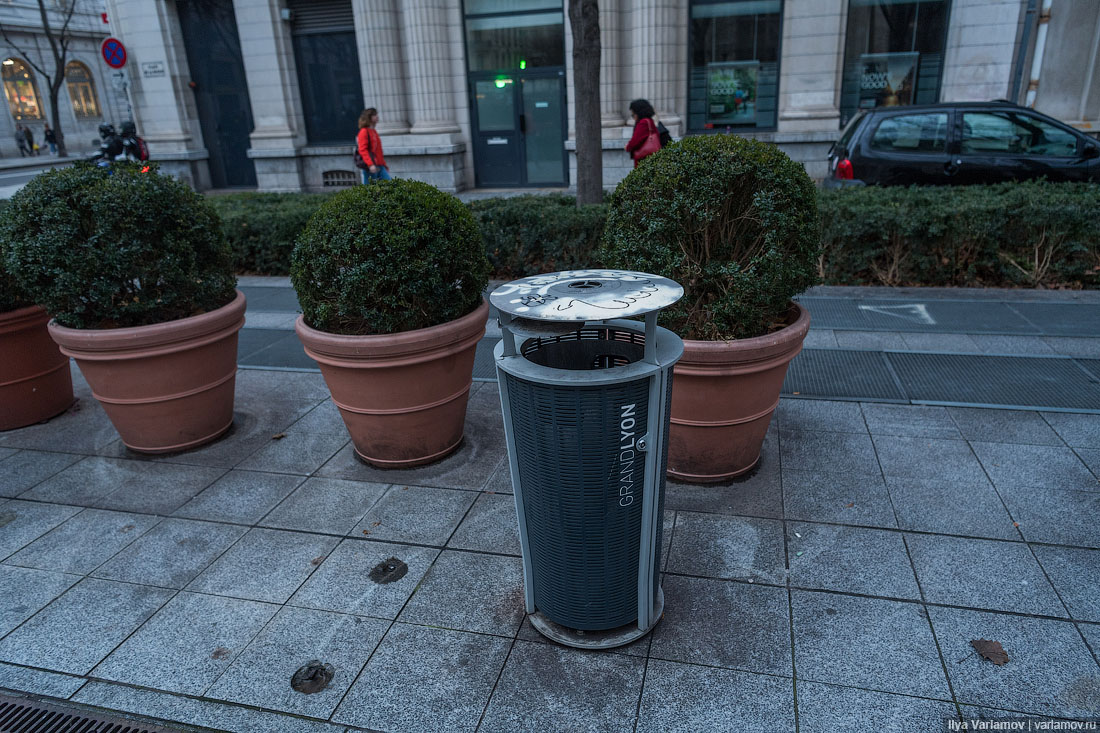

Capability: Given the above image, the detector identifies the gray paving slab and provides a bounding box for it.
[834,331,908,350]
[92,591,278,696]
[665,457,783,519]
[872,435,989,485]
[173,469,305,524]
[235,428,349,476]
[0,662,86,699]
[483,460,514,494]
[243,312,297,330]
[802,329,839,349]
[351,484,477,546]
[1032,546,1100,622]
[967,334,1056,356]
[650,574,791,676]
[906,534,1065,616]
[5,508,160,575]
[186,528,337,604]
[861,403,962,439]
[0,565,80,637]
[971,442,1098,492]
[0,396,118,454]
[929,606,1100,717]
[514,613,654,657]
[260,477,388,536]
[333,622,511,733]
[0,577,172,674]
[72,680,349,733]
[947,407,1064,446]
[782,469,898,528]
[233,369,330,402]
[788,522,919,599]
[1041,411,1100,449]
[1080,623,1100,660]
[666,512,785,584]
[479,639,646,733]
[796,682,959,733]
[791,590,950,699]
[205,605,388,718]
[315,387,506,491]
[775,399,866,434]
[1078,448,1100,480]
[901,332,981,353]
[0,500,81,561]
[447,491,521,555]
[102,398,320,470]
[21,456,225,514]
[886,476,1018,540]
[289,538,438,619]
[0,450,82,498]
[286,399,346,435]
[636,658,795,733]
[780,429,881,476]
[399,550,525,636]
[240,333,318,370]
[998,485,1100,548]
[1041,336,1100,358]
[91,518,248,589]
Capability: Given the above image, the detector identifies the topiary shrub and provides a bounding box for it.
[600,135,821,340]
[0,243,32,313]
[2,161,236,329]
[291,179,490,335]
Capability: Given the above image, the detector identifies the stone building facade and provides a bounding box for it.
[103,0,1100,192]
[0,0,132,159]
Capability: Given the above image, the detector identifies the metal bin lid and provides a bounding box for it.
[490,269,683,323]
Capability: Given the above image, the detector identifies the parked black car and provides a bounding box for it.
[825,101,1100,186]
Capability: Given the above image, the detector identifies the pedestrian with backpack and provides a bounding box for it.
[356,108,390,184]
[625,99,662,168]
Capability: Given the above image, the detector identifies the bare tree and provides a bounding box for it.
[0,0,80,157]
[569,0,602,206]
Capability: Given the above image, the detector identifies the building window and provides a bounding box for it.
[689,0,782,132]
[288,0,363,144]
[65,61,100,118]
[2,58,43,120]
[840,0,951,125]
[464,0,564,72]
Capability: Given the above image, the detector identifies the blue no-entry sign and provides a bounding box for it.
[101,37,127,69]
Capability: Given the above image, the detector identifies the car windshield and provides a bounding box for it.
[832,113,864,156]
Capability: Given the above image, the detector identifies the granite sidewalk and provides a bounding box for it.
[0,282,1098,731]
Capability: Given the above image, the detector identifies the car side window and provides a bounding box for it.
[869,113,949,153]
[960,112,1078,157]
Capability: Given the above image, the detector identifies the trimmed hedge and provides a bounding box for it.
[2,162,236,329]
[207,192,329,275]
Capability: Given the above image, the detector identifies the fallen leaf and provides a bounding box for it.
[845,502,855,508]
[371,521,381,527]
[1013,522,1020,528]
[272,432,287,440]
[970,639,1009,666]
[793,391,801,395]
[362,529,371,535]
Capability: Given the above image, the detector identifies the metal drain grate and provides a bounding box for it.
[797,297,1041,334]
[888,352,1100,412]
[783,348,906,402]
[1008,303,1100,337]
[0,693,188,732]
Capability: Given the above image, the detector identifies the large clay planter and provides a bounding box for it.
[668,303,810,483]
[0,306,74,431]
[295,299,488,468]
[47,290,246,454]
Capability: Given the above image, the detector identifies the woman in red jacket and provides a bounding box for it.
[625,98,659,168]
[357,108,390,184]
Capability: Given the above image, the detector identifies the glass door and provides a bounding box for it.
[472,77,522,186]
[521,74,567,185]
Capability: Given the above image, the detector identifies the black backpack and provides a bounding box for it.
[657,121,672,148]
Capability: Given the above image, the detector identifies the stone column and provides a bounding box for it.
[776,0,845,132]
[231,0,306,190]
[625,0,685,126]
[353,0,410,133]
[600,0,623,127]
[401,0,459,134]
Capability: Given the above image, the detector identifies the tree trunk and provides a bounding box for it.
[569,0,602,206]
[49,80,67,157]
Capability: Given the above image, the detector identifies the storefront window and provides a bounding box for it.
[464,0,563,71]
[2,58,42,120]
[840,0,950,124]
[65,61,100,118]
[689,0,782,131]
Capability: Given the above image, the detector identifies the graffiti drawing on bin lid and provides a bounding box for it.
[490,270,684,323]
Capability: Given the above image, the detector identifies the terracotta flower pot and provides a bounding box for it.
[668,303,810,483]
[47,290,246,454]
[295,299,488,468]
[0,305,74,431]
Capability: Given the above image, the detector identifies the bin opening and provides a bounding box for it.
[520,327,645,371]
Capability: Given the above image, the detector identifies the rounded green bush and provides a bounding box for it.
[2,161,236,329]
[600,135,821,340]
[290,179,490,335]
[0,251,31,314]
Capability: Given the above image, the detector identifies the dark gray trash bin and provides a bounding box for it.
[491,270,683,649]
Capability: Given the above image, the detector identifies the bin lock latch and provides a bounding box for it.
[635,434,650,452]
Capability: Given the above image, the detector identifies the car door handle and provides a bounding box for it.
[944,159,961,176]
